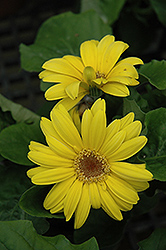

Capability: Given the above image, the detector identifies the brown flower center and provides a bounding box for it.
[96,71,106,79]
[74,149,110,183]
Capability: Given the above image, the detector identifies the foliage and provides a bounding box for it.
[1,0,166,249]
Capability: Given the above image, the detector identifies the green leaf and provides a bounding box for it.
[74,209,127,248]
[150,0,166,26]
[0,94,40,123]
[81,0,127,25]
[140,108,166,181]
[20,11,112,72]
[0,108,15,133]
[0,162,31,221]
[0,121,44,165]
[138,228,166,250]
[19,185,65,219]
[123,98,145,123]
[139,60,166,90]
[0,220,99,250]
[0,161,49,234]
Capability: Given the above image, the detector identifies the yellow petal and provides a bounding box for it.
[104,119,121,144]
[108,136,147,162]
[54,91,88,111]
[63,55,84,73]
[50,200,64,214]
[74,183,91,229]
[110,162,153,181]
[42,58,82,80]
[51,108,83,151]
[80,40,98,71]
[45,83,68,100]
[31,167,75,185]
[44,176,75,209]
[98,183,123,221]
[127,180,150,192]
[97,35,115,71]
[81,109,93,148]
[118,57,143,66]
[89,182,101,209]
[64,179,83,221]
[108,63,139,79]
[100,130,126,157]
[45,134,76,159]
[110,191,133,211]
[29,141,55,155]
[107,76,139,86]
[106,175,139,204]
[39,70,78,83]
[119,112,134,130]
[65,81,81,100]
[101,82,130,97]
[91,98,106,115]
[102,41,129,75]
[40,117,65,144]
[89,109,106,151]
[122,120,142,141]
[28,150,73,167]
[27,166,49,178]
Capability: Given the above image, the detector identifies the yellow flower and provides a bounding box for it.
[27,99,152,229]
[39,35,143,110]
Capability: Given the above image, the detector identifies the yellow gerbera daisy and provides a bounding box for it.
[27,98,152,229]
[39,35,143,110]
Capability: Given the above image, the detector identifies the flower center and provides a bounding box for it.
[96,71,106,79]
[74,149,110,183]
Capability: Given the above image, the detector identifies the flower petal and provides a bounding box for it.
[80,40,98,71]
[42,58,82,79]
[118,57,143,66]
[97,35,115,71]
[81,109,93,148]
[28,150,73,167]
[31,167,75,185]
[29,141,55,155]
[54,92,88,111]
[122,120,142,141]
[89,109,106,151]
[119,112,134,129]
[110,162,153,181]
[89,182,101,209]
[51,108,83,151]
[74,183,91,229]
[45,134,76,159]
[50,200,64,214]
[45,83,68,100]
[110,191,133,211]
[104,119,121,144]
[44,176,75,209]
[100,130,126,157]
[91,98,106,115]
[39,70,78,83]
[40,117,65,144]
[64,179,83,221]
[106,175,139,204]
[101,82,130,97]
[108,63,139,79]
[103,41,129,75]
[127,180,150,192]
[65,81,81,100]
[98,183,123,220]
[27,166,49,178]
[108,136,147,162]
[63,55,84,73]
